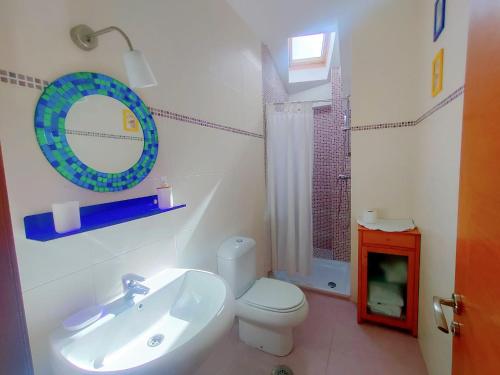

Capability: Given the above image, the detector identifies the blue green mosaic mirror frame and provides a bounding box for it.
[34,72,158,192]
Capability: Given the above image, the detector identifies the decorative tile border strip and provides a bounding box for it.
[0,69,49,90]
[65,129,144,142]
[351,85,465,132]
[414,85,464,125]
[148,106,264,139]
[351,121,415,132]
[1,68,264,140]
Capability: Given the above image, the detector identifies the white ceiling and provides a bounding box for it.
[226,0,354,94]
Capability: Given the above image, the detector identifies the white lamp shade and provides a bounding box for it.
[123,49,157,88]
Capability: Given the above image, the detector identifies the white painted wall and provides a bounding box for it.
[350,0,469,374]
[289,83,332,102]
[351,127,417,303]
[0,1,268,374]
[351,1,421,125]
[337,18,352,98]
[413,1,469,375]
[350,0,420,302]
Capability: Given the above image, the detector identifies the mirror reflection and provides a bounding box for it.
[65,95,144,173]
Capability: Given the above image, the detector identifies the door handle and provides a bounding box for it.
[433,294,463,334]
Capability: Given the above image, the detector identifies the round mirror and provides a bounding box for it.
[65,95,144,174]
[34,72,158,192]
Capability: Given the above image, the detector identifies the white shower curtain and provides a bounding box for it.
[266,102,314,277]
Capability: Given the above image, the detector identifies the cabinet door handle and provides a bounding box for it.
[433,294,463,334]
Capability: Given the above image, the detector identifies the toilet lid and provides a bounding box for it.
[241,278,305,312]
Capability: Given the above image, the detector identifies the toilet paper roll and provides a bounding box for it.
[362,209,378,224]
[52,201,81,234]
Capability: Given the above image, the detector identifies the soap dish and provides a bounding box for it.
[63,305,104,331]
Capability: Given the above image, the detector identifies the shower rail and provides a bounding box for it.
[271,99,332,105]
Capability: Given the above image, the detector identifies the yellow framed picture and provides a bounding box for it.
[122,109,140,132]
[432,48,444,97]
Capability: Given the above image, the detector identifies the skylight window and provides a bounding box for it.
[288,32,335,83]
[288,33,330,71]
[291,33,325,60]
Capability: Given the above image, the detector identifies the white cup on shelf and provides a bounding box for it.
[157,186,173,209]
[52,201,81,234]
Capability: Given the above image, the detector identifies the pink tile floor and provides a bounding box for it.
[195,291,428,375]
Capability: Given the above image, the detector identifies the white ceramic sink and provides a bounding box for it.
[50,269,235,375]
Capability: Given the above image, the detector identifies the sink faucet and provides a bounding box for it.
[121,273,150,300]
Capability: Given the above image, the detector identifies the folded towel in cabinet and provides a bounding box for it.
[368,280,404,307]
[368,302,402,318]
[380,258,408,284]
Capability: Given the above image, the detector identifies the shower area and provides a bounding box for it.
[273,67,351,296]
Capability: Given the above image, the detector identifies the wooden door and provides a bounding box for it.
[452,0,500,373]
[0,144,34,374]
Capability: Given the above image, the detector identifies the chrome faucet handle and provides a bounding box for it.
[121,273,145,289]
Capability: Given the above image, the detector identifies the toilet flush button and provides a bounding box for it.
[236,239,243,243]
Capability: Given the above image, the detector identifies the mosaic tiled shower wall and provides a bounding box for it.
[312,67,351,262]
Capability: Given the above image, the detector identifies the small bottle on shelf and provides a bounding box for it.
[157,177,173,209]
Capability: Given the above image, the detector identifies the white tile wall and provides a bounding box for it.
[23,269,96,375]
[0,1,268,374]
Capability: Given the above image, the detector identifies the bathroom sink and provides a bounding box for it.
[50,269,235,375]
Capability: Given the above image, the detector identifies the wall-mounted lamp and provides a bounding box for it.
[70,24,157,89]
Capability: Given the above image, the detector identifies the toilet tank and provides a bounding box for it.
[217,237,256,298]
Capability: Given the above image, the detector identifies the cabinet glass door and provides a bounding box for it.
[366,251,409,321]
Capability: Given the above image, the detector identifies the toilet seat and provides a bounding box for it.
[240,278,305,313]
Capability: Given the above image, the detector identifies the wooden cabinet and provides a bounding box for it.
[357,225,421,336]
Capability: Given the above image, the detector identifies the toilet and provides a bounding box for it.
[217,237,308,356]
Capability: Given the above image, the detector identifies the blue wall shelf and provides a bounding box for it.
[24,195,186,242]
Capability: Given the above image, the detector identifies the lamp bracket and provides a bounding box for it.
[70,24,98,51]
[70,24,134,52]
